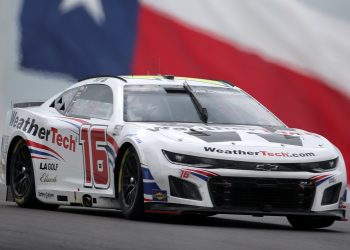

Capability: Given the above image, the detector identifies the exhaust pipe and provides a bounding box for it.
[82,195,93,207]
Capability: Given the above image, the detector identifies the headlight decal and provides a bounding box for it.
[310,174,336,186]
[163,150,218,168]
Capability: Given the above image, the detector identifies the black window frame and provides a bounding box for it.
[51,87,80,115]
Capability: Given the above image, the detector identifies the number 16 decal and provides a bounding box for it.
[80,125,110,189]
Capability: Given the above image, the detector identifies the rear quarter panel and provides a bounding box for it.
[4,107,85,202]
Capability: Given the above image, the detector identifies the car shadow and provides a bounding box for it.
[2,201,344,233]
[55,205,344,232]
[142,214,346,233]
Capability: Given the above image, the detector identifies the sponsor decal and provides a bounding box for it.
[112,125,124,136]
[38,192,54,199]
[39,162,58,171]
[256,164,279,171]
[10,111,76,152]
[147,125,311,135]
[204,147,316,158]
[141,165,166,202]
[152,190,168,202]
[125,134,142,143]
[180,169,191,178]
[181,168,219,182]
[40,173,57,183]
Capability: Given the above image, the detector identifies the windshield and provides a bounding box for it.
[124,85,284,126]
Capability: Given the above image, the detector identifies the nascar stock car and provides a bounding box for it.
[0,75,347,229]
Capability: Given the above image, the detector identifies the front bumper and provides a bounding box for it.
[145,163,347,209]
[142,150,347,219]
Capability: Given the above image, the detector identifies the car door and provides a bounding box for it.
[62,84,116,200]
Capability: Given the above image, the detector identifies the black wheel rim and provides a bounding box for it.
[11,144,32,197]
[122,153,139,208]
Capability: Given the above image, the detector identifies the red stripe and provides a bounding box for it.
[107,135,119,154]
[133,6,350,182]
[144,198,153,202]
[31,156,49,160]
[310,174,331,182]
[61,116,91,125]
[26,140,64,160]
[187,168,218,177]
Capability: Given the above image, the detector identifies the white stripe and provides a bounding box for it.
[107,142,116,155]
[141,0,350,96]
[108,154,114,165]
[144,194,153,200]
[143,179,155,183]
[30,152,51,159]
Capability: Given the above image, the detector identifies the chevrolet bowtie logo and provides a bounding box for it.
[256,164,279,171]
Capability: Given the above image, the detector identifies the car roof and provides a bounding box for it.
[78,75,235,89]
[43,75,243,110]
[44,75,239,106]
[122,75,232,88]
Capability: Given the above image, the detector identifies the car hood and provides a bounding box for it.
[132,123,338,162]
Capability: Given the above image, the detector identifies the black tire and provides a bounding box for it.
[10,139,59,210]
[287,216,335,230]
[118,147,144,219]
[10,139,37,208]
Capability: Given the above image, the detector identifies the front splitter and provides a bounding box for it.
[144,202,346,220]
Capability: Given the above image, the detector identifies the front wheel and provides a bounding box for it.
[119,147,144,219]
[287,216,335,230]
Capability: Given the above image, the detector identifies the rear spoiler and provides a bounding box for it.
[12,101,44,108]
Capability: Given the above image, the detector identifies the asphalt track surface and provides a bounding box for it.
[0,184,349,250]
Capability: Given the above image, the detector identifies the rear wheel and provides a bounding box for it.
[10,139,59,210]
[119,147,144,219]
[287,216,335,230]
[10,139,37,207]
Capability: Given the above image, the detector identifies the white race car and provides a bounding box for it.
[1,75,347,229]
